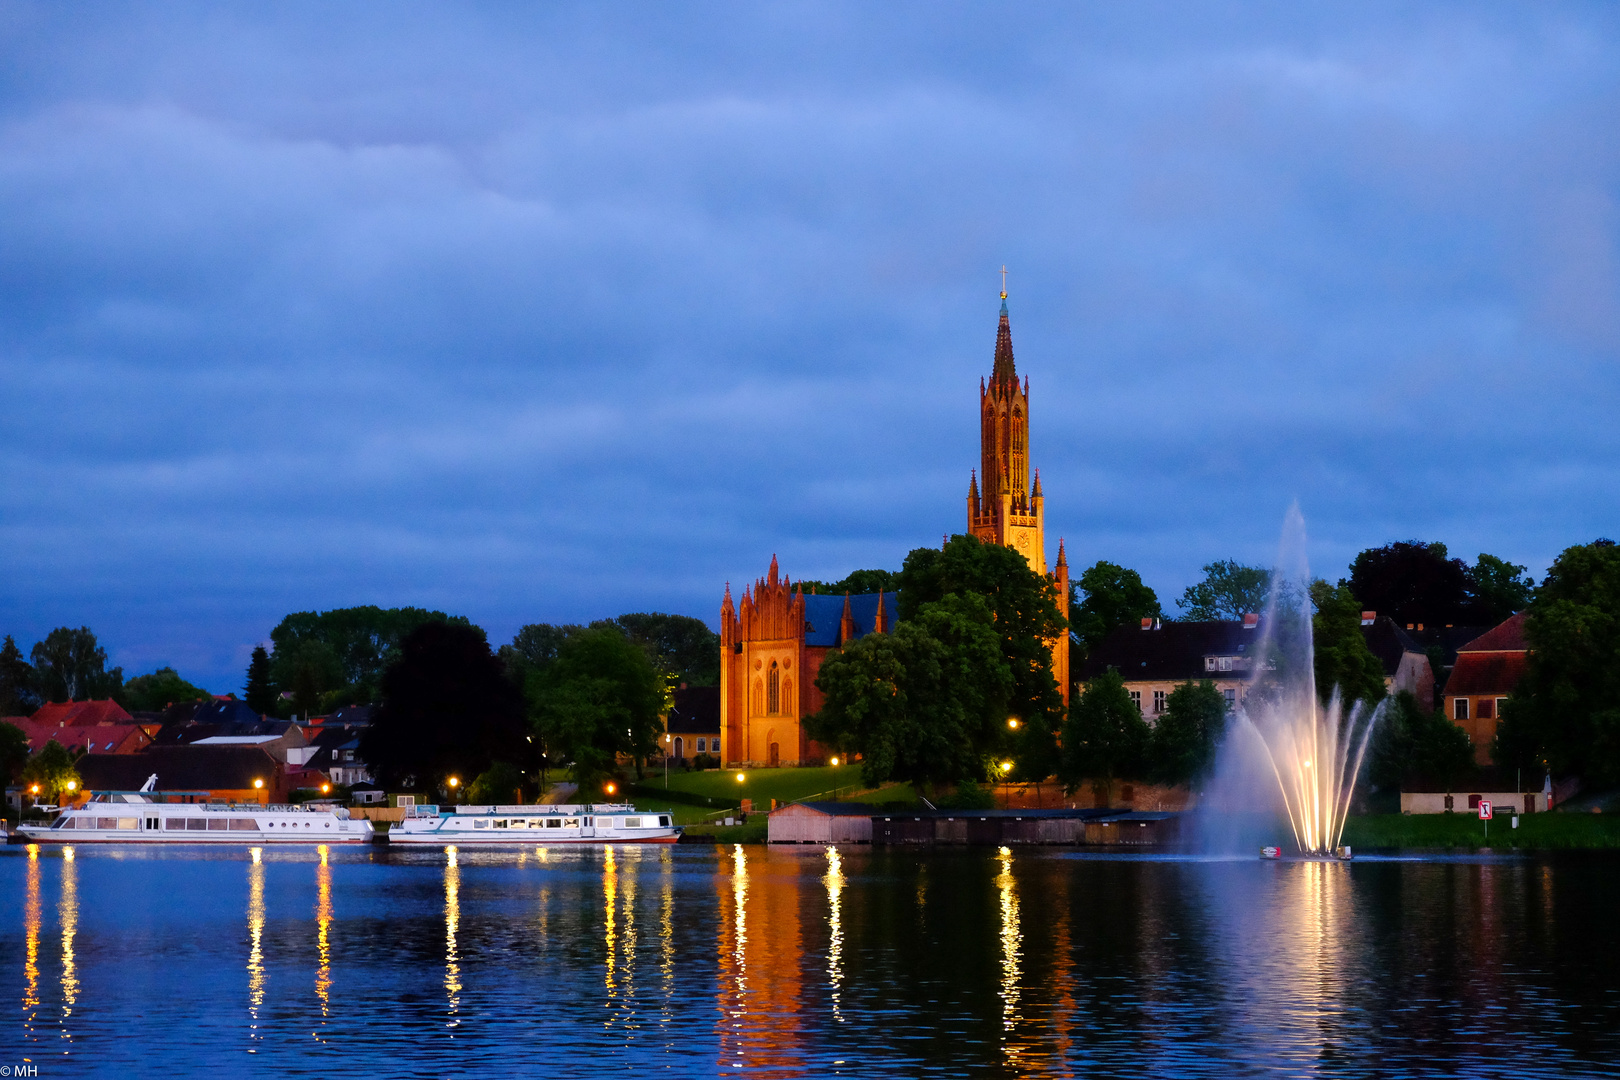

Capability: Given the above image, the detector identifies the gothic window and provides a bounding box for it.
[767,661,780,715]
[753,678,764,715]
[782,678,793,714]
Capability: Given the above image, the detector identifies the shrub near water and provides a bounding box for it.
[1342,813,1620,850]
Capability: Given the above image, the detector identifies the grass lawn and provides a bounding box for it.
[1342,811,1620,850]
[681,820,769,845]
[637,765,914,809]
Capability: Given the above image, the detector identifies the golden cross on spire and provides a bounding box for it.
[1000,265,1008,299]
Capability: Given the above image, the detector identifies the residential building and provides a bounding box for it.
[1076,616,1267,717]
[74,745,290,804]
[1360,614,1437,709]
[665,684,721,762]
[1442,612,1529,764]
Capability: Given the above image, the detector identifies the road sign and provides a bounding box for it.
[1479,800,1493,820]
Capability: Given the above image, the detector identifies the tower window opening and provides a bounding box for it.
[767,661,781,716]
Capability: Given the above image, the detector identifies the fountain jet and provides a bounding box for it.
[1235,504,1383,855]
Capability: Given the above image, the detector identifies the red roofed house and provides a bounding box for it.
[30,699,133,727]
[1443,613,1529,764]
[16,699,155,756]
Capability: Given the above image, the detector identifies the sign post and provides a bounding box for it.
[1479,799,1492,844]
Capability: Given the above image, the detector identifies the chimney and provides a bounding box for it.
[1140,618,1154,630]
[1360,611,1376,626]
[1242,613,1260,629]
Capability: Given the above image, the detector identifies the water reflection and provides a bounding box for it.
[995,846,1023,1067]
[60,847,78,1040]
[314,846,332,1037]
[247,848,265,1047]
[22,845,40,1034]
[825,846,845,1024]
[444,846,461,1024]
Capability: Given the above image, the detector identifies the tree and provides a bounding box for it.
[243,645,276,715]
[124,667,209,712]
[1309,580,1389,708]
[21,740,80,803]
[31,627,123,703]
[1468,554,1535,624]
[1368,690,1474,794]
[468,761,524,805]
[1070,561,1163,658]
[1347,541,1475,626]
[592,612,721,686]
[1147,681,1227,786]
[269,606,472,710]
[807,592,1012,792]
[528,627,665,795]
[897,535,1066,737]
[1492,540,1620,784]
[0,635,39,716]
[0,721,28,786]
[1178,561,1272,621]
[359,622,528,793]
[797,568,901,596]
[1058,670,1149,806]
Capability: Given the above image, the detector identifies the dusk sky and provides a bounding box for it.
[2,3,1617,694]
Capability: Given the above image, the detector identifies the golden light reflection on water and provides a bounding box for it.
[23,845,40,1033]
[247,849,266,1048]
[603,845,618,991]
[444,846,461,1024]
[314,846,332,1037]
[995,845,1023,1063]
[60,847,79,1040]
[825,846,846,1024]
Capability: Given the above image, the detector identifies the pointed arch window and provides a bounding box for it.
[767,661,781,715]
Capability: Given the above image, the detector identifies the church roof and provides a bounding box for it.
[992,298,1016,385]
[803,592,899,647]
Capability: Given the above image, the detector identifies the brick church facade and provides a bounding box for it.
[718,289,1070,767]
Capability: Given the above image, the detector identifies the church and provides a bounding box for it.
[718,288,1069,768]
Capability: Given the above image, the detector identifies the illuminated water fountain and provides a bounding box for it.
[1232,505,1384,856]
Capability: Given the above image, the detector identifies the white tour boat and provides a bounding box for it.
[388,802,681,845]
[14,776,375,845]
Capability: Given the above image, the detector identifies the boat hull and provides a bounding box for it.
[387,831,681,845]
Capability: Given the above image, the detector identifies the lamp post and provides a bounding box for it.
[829,757,840,801]
[447,776,459,806]
[253,777,265,806]
[664,733,671,788]
[1000,760,1013,809]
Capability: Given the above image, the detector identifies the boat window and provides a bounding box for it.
[564,818,579,828]
[185,818,207,831]
[51,816,70,829]
[660,816,671,827]
[207,818,228,831]
[494,819,508,828]
[116,817,138,830]
[97,817,118,830]
[474,820,488,829]
[623,817,641,829]
[509,819,528,829]
[228,819,259,831]
[581,817,591,827]
[545,818,563,829]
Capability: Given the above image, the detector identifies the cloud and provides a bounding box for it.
[0,2,1616,689]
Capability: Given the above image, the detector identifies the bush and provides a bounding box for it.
[935,778,996,810]
[690,753,719,771]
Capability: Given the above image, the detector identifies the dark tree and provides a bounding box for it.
[1368,690,1474,794]
[243,646,276,715]
[797,568,901,597]
[31,627,123,703]
[898,535,1066,741]
[360,622,527,793]
[528,627,666,794]
[1310,581,1389,708]
[269,606,471,710]
[808,592,1012,792]
[1070,560,1163,657]
[592,612,721,686]
[1347,541,1477,626]
[0,635,39,716]
[0,721,28,786]
[21,740,79,803]
[1147,680,1227,786]
[1058,670,1150,806]
[1178,561,1271,621]
[124,667,209,712]
[1467,554,1535,624]
[1492,540,1620,784]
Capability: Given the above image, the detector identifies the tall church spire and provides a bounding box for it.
[991,296,1017,387]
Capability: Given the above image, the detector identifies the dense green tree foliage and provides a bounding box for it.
[1310,580,1389,708]
[796,568,902,597]
[593,612,721,686]
[1468,553,1536,624]
[808,592,1012,792]
[1058,670,1149,806]
[30,627,123,703]
[360,623,527,793]
[1070,560,1162,656]
[243,645,276,715]
[467,761,524,805]
[21,740,79,803]
[1178,561,1272,620]
[1368,690,1474,794]
[0,721,28,786]
[1346,541,1530,627]
[1493,540,1620,784]
[0,635,38,715]
[269,606,471,714]
[1147,680,1228,786]
[124,667,209,712]
[527,627,665,795]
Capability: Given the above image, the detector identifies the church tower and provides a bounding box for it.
[967,287,1071,706]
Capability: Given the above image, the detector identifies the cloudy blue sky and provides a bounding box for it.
[2,2,1617,693]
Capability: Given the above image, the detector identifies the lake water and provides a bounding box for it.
[4,842,1619,1078]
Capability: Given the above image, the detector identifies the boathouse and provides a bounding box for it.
[767,801,874,844]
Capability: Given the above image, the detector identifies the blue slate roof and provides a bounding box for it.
[801,592,899,647]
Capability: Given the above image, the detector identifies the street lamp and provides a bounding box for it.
[999,760,1013,808]
[829,757,840,801]
[253,778,264,803]
[604,782,617,797]
[1007,718,1020,730]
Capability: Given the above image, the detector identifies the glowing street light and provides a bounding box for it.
[1007,718,1020,730]
[448,776,460,788]
[604,782,617,796]
[66,780,76,791]
[735,773,746,783]
[253,778,264,789]
[829,757,839,767]
[999,761,1013,774]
